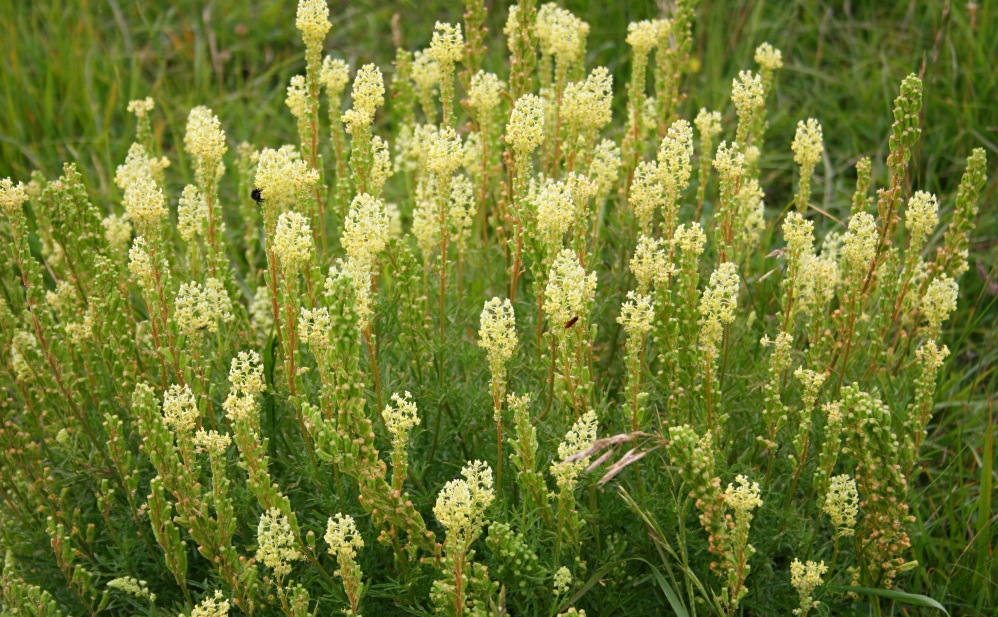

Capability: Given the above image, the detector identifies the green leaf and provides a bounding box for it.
[831,586,948,615]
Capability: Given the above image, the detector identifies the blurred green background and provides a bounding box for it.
[0,0,995,608]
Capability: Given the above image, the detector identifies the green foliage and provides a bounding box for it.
[1,1,995,617]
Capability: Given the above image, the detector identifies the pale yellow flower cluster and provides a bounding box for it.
[783,212,815,262]
[694,108,722,142]
[629,160,664,233]
[551,410,598,490]
[921,274,958,334]
[342,193,389,272]
[840,212,878,271]
[382,391,421,446]
[478,297,517,377]
[184,106,227,177]
[425,126,464,176]
[343,64,385,134]
[700,261,740,325]
[562,66,613,132]
[904,190,939,251]
[536,178,579,251]
[630,235,670,294]
[731,70,764,122]
[123,175,168,230]
[0,178,28,217]
[192,429,231,456]
[286,75,308,122]
[126,97,155,119]
[433,460,495,544]
[223,350,266,425]
[412,50,440,95]
[617,291,654,339]
[537,3,588,64]
[713,141,745,179]
[295,0,331,55]
[544,249,597,327]
[754,42,783,71]
[791,118,824,170]
[790,559,827,617]
[11,331,37,382]
[625,20,659,55]
[673,222,707,257]
[190,591,230,617]
[506,94,545,156]
[162,383,198,434]
[658,118,694,198]
[255,508,301,578]
[107,576,156,601]
[588,139,622,200]
[174,277,233,339]
[255,146,319,210]
[793,367,827,409]
[320,57,350,100]
[468,70,502,116]
[724,475,763,515]
[273,211,314,272]
[823,474,859,537]
[298,306,331,353]
[324,512,364,561]
[552,565,573,595]
[127,237,155,287]
[428,22,464,66]
[115,143,169,191]
[177,184,207,242]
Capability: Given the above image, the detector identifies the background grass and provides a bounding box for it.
[1,0,995,612]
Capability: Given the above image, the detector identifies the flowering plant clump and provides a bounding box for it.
[0,1,988,616]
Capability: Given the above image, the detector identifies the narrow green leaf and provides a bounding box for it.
[832,586,948,615]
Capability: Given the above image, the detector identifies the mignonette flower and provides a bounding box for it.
[724,475,763,515]
[478,297,518,386]
[254,146,319,211]
[428,22,464,66]
[694,108,723,143]
[630,235,671,294]
[544,249,598,328]
[617,291,654,340]
[324,513,365,561]
[904,190,939,251]
[553,565,573,595]
[468,70,502,116]
[273,210,314,272]
[536,3,588,64]
[840,212,878,271]
[190,591,230,617]
[342,193,390,272]
[255,508,301,579]
[343,64,384,134]
[285,74,308,121]
[177,184,207,242]
[561,66,613,132]
[754,42,783,71]
[700,261,740,326]
[382,391,421,446]
[319,56,350,100]
[536,179,579,251]
[107,576,156,602]
[921,274,958,334]
[588,139,622,199]
[823,474,859,537]
[295,0,331,54]
[162,384,198,434]
[626,20,659,54]
[126,97,155,119]
[792,118,824,170]
[298,306,332,353]
[1,178,28,216]
[192,429,232,456]
[506,94,545,157]
[128,236,155,287]
[184,106,227,179]
[551,410,598,491]
[123,175,168,230]
[425,126,464,176]
[731,71,764,121]
[433,460,495,546]
[629,161,664,234]
[790,559,827,617]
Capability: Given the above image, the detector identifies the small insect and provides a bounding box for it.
[564,316,579,329]
[251,188,264,204]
